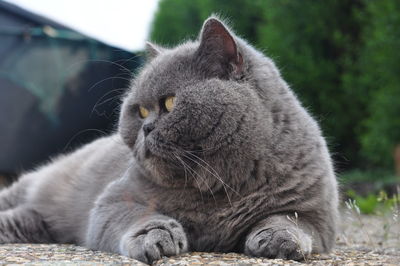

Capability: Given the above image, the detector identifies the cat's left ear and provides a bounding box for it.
[197,18,243,78]
[145,42,165,59]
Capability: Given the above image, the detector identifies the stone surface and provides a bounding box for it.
[155,249,400,265]
[0,211,399,265]
[0,245,398,266]
[0,244,145,265]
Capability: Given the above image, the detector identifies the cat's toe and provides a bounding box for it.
[120,219,188,264]
[244,227,311,261]
[275,238,304,260]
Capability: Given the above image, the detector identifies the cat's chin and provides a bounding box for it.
[138,154,190,188]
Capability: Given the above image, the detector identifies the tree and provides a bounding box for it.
[359,0,400,169]
[257,0,367,169]
[150,0,203,46]
[149,0,266,46]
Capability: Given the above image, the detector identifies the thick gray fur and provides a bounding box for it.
[0,16,338,264]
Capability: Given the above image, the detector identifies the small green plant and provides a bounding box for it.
[286,212,307,262]
[377,190,399,208]
[346,190,378,214]
[379,187,400,245]
[346,189,399,215]
[345,187,400,247]
[344,198,375,248]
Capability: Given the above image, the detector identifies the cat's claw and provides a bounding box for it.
[120,219,188,264]
[244,227,312,261]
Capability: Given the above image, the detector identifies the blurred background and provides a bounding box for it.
[0,0,399,211]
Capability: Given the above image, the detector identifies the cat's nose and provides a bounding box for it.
[143,123,155,136]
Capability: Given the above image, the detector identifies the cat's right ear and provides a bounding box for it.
[197,17,243,79]
[145,42,165,59]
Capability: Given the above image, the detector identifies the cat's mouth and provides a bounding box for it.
[142,138,208,176]
[141,139,185,169]
[136,140,201,187]
[145,142,180,166]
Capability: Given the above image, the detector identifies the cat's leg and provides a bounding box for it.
[0,206,54,243]
[85,179,188,264]
[244,214,323,261]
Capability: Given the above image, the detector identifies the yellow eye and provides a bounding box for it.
[165,96,176,112]
[139,106,149,118]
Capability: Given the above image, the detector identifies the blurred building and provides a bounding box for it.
[0,1,142,182]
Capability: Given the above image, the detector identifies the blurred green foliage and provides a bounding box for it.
[150,0,400,174]
[346,189,399,214]
[358,1,400,169]
[340,169,398,185]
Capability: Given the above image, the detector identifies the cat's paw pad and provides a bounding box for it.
[120,219,188,264]
[244,227,312,261]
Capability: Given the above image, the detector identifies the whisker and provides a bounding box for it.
[91,88,125,117]
[87,59,132,74]
[63,128,108,152]
[179,159,204,203]
[172,152,189,190]
[182,150,241,198]
[173,151,217,204]
[88,76,131,92]
[179,152,232,206]
[182,145,221,154]
[68,59,134,75]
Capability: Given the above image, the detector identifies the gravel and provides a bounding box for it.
[0,244,145,265]
[0,211,398,265]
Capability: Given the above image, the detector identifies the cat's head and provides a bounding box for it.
[119,17,272,191]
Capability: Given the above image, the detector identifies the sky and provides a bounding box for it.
[4,0,160,51]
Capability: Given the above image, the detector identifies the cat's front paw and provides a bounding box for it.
[120,218,188,264]
[244,226,312,261]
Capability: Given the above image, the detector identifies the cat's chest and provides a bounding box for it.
[154,192,262,252]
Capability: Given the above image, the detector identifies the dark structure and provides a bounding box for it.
[0,1,142,181]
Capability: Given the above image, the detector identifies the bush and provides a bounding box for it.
[358,1,400,169]
[257,0,367,169]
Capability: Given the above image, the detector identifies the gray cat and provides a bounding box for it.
[0,17,338,264]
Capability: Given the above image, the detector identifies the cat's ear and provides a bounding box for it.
[197,18,243,78]
[145,42,165,59]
